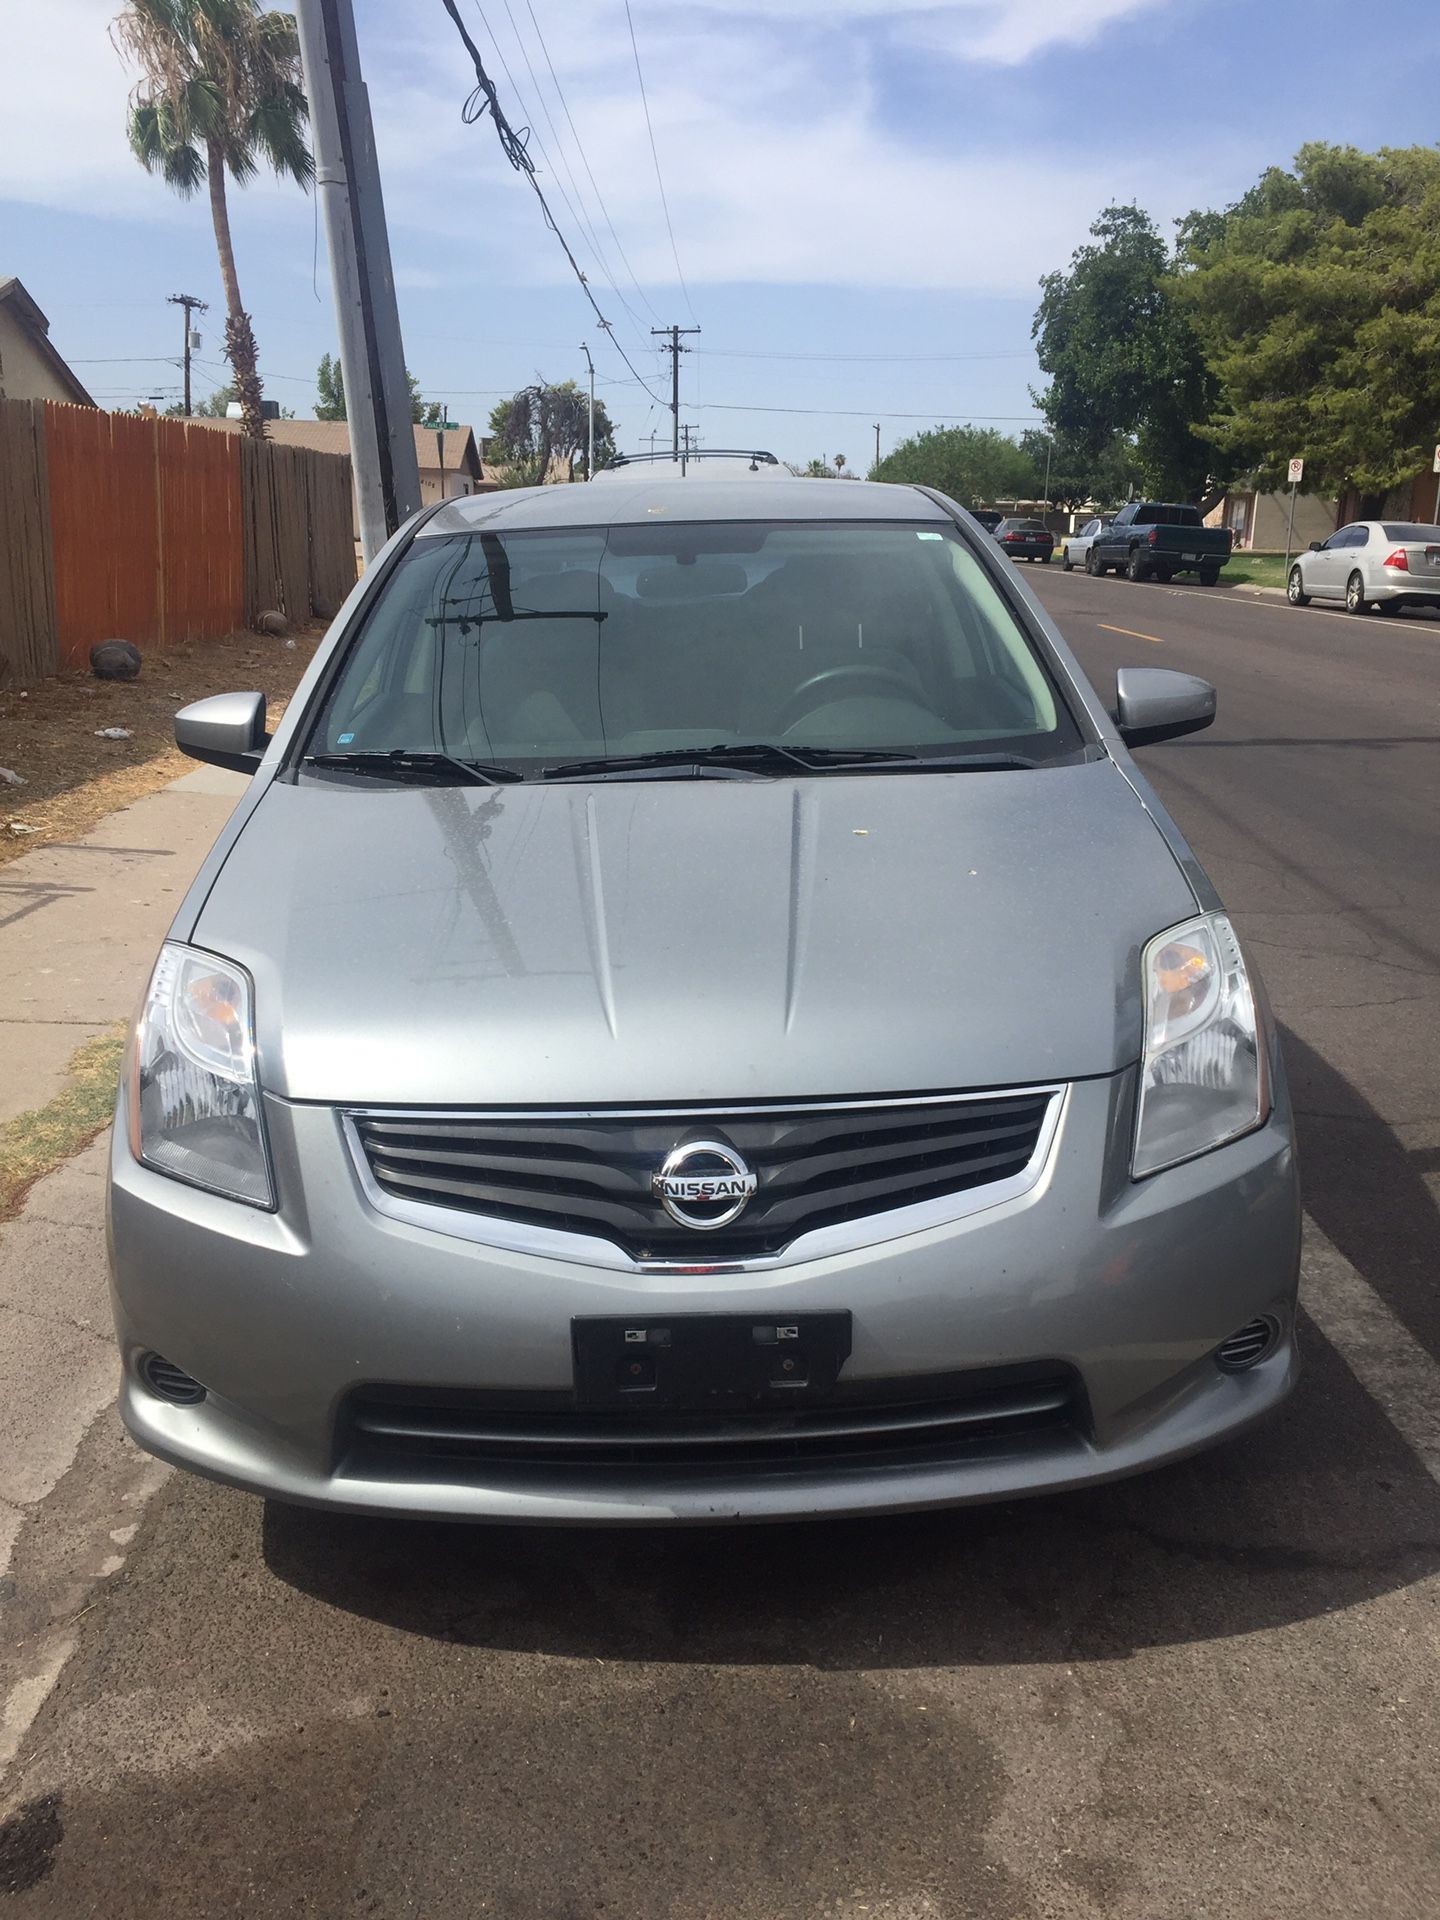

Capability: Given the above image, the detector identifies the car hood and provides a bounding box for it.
[193,762,1197,1105]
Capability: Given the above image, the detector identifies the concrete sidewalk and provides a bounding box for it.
[1,765,249,1123]
[0,764,247,1777]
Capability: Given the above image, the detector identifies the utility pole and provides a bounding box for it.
[651,323,700,460]
[167,294,208,417]
[873,422,881,473]
[1041,435,1053,522]
[295,0,421,561]
[579,341,596,480]
[680,423,699,475]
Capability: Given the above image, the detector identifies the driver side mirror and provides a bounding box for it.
[1308,540,1324,552]
[1113,667,1215,749]
[174,691,270,774]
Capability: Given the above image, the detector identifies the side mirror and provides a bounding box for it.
[1308,540,1324,552]
[1114,667,1215,749]
[174,691,270,774]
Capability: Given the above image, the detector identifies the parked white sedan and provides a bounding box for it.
[1287,521,1440,616]
[1060,517,1112,572]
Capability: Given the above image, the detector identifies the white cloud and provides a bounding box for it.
[0,0,1229,305]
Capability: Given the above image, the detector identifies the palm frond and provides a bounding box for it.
[126,100,205,193]
[248,88,313,186]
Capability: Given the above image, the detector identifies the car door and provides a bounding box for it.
[1307,526,1355,598]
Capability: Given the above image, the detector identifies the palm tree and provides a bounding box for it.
[115,0,312,438]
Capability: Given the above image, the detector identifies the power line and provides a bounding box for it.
[697,348,1036,364]
[695,402,1046,422]
[623,0,695,322]
[475,0,644,339]
[438,0,668,409]
[524,0,661,325]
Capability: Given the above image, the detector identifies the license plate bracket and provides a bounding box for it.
[572,1312,853,1412]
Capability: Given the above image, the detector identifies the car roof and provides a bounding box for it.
[419,476,948,535]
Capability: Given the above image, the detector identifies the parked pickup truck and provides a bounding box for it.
[1089,502,1232,585]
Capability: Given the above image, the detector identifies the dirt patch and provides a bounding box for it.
[0,624,325,869]
[0,1026,126,1221]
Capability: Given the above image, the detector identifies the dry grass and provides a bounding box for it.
[0,1025,127,1220]
[0,623,324,867]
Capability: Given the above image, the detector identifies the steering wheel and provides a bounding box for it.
[776,664,924,734]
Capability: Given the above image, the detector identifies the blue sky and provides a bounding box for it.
[0,0,1430,465]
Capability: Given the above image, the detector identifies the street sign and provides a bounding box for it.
[1287,457,1304,485]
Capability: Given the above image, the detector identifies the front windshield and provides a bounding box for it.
[307,519,1083,776]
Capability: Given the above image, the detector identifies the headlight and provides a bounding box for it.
[127,944,274,1207]
[1133,913,1268,1177]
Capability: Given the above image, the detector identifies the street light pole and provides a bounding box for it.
[294,0,421,560]
[579,341,596,480]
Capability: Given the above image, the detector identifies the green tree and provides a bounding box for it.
[487,381,616,483]
[1032,205,1225,504]
[116,1,312,441]
[870,425,1037,504]
[1174,143,1440,504]
[316,352,448,428]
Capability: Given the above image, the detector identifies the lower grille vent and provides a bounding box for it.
[343,1365,1082,1478]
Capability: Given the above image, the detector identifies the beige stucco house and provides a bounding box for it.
[0,278,95,406]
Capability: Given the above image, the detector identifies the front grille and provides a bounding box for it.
[342,1365,1082,1478]
[350,1089,1054,1261]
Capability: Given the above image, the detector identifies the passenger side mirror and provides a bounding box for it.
[1113,667,1215,749]
[1308,540,1324,552]
[174,691,270,774]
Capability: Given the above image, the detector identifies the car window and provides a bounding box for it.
[307,520,1085,773]
[1380,522,1440,542]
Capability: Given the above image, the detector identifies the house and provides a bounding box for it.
[1208,467,1440,549]
[0,277,95,406]
[193,418,497,538]
[1205,486,1338,551]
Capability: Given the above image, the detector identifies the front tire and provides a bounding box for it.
[1088,547,1107,577]
[1062,547,1074,571]
[1287,565,1310,607]
[1126,549,1149,582]
[1345,570,1369,615]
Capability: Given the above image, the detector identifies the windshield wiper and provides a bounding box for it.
[542,743,918,780]
[304,749,523,786]
[542,743,1038,779]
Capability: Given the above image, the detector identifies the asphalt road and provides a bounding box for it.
[3,571,1439,1919]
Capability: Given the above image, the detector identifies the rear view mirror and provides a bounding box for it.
[174,691,270,774]
[1114,667,1215,749]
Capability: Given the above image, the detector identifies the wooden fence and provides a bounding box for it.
[0,404,356,685]
[0,400,58,687]
[241,437,356,625]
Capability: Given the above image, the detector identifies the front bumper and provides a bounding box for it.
[108,1073,1301,1524]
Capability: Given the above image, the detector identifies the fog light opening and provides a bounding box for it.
[1215,1316,1280,1374]
[139,1352,207,1405]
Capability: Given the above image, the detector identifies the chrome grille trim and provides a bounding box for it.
[339,1084,1068,1273]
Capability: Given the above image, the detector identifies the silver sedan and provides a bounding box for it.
[1287,520,1440,615]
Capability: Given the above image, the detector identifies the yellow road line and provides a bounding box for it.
[1099,621,1164,645]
